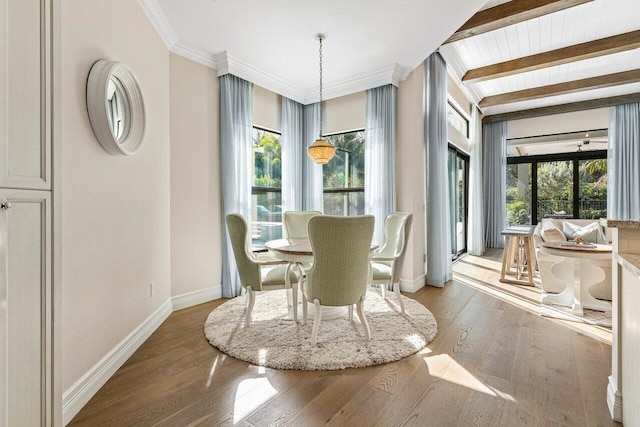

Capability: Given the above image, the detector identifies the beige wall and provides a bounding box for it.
[325,91,366,134]
[447,74,472,154]
[253,85,280,131]
[507,108,609,138]
[61,0,171,390]
[170,54,222,299]
[397,63,426,288]
[447,74,472,116]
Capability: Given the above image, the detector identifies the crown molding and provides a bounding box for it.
[170,40,221,69]
[139,0,414,103]
[303,63,413,104]
[138,0,177,49]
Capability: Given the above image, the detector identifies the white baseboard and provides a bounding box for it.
[607,375,623,422]
[171,285,221,311]
[62,299,173,425]
[400,274,425,293]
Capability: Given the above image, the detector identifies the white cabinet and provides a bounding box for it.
[0,190,52,426]
[0,0,56,424]
[0,0,52,190]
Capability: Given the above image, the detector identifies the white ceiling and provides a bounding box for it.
[440,0,640,115]
[139,0,487,104]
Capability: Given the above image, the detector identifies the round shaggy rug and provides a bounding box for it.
[204,289,437,370]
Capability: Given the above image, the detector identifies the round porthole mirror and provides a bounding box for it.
[87,60,145,155]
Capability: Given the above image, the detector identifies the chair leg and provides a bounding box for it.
[356,300,371,340]
[348,304,353,321]
[302,294,308,325]
[381,283,387,299]
[292,281,298,324]
[285,263,292,308]
[393,282,405,314]
[311,299,322,346]
[245,287,255,324]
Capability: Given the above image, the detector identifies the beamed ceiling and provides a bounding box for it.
[439,0,640,121]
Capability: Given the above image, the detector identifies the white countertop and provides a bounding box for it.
[601,219,640,229]
[617,253,640,278]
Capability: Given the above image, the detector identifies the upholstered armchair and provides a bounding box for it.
[370,212,413,313]
[283,210,322,238]
[302,215,375,346]
[226,214,298,324]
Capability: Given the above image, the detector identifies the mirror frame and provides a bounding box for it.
[87,60,145,155]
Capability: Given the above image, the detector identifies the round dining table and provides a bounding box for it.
[538,241,612,316]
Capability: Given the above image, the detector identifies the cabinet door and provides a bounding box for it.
[0,0,52,190]
[0,189,52,426]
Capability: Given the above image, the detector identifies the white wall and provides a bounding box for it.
[507,108,609,139]
[170,54,222,301]
[61,0,171,391]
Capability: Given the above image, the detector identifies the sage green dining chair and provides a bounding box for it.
[302,215,375,346]
[370,213,413,314]
[226,214,298,324]
[283,210,322,238]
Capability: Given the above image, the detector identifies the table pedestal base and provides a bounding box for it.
[542,257,612,316]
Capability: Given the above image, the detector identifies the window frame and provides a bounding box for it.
[446,100,470,139]
[322,129,365,216]
[507,149,607,224]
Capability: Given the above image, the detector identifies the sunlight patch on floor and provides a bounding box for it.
[233,377,278,424]
[423,354,515,402]
[404,333,427,349]
[205,355,220,389]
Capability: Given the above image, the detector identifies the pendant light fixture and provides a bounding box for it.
[307,33,336,165]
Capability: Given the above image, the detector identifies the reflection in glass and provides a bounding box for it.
[537,161,573,220]
[106,77,126,140]
[578,159,607,219]
[323,131,365,215]
[506,163,532,225]
[251,128,283,249]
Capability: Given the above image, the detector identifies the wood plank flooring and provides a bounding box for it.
[70,252,619,426]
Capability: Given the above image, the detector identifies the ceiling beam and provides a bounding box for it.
[463,30,640,83]
[482,92,640,123]
[479,69,640,107]
[444,0,594,44]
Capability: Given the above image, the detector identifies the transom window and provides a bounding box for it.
[323,130,365,216]
[446,102,469,138]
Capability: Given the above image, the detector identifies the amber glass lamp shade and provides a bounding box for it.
[307,137,336,165]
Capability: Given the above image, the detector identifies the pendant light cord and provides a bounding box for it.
[318,34,323,138]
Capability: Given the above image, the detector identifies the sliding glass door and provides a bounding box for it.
[506,151,607,224]
[448,146,469,259]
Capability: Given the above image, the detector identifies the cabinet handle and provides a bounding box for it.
[1,201,11,210]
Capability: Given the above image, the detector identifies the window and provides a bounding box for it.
[506,151,607,225]
[251,127,282,249]
[323,130,365,215]
[446,102,469,138]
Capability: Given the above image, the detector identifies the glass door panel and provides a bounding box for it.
[578,159,607,219]
[506,163,532,225]
[456,155,467,254]
[448,146,469,258]
[537,161,573,220]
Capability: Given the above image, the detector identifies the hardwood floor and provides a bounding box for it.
[70,255,619,426]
